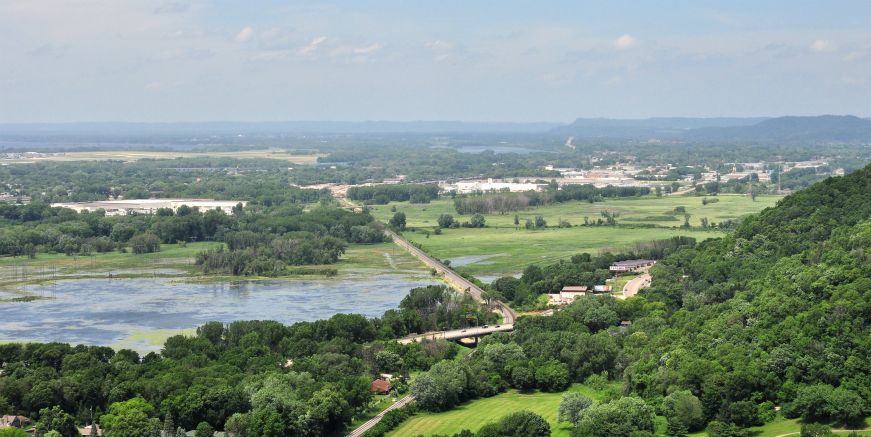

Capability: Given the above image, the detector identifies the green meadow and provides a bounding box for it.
[369,195,781,276]
[387,383,621,437]
[370,194,782,229]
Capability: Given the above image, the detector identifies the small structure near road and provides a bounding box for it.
[78,424,102,436]
[0,415,31,429]
[548,286,589,306]
[609,259,656,273]
[371,378,392,395]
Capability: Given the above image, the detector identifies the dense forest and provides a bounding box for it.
[0,201,388,274]
[452,185,650,215]
[408,164,870,436]
[347,184,440,205]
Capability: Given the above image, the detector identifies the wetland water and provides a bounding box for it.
[0,272,438,351]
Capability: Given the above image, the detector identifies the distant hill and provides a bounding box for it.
[552,115,871,143]
[684,115,871,142]
[549,117,768,138]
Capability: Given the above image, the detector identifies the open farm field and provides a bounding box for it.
[397,225,723,276]
[370,194,783,229]
[3,149,321,164]
[368,195,781,276]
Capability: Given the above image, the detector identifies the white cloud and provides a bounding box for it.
[426,40,454,51]
[298,36,327,55]
[614,34,637,50]
[353,43,382,55]
[235,26,254,43]
[809,39,833,52]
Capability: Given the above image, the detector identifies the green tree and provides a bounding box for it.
[0,430,30,437]
[800,423,833,437]
[389,212,407,230]
[661,390,705,432]
[558,392,593,426]
[574,397,655,437]
[101,397,158,437]
[36,406,78,437]
[195,422,214,437]
[437,214,454,228]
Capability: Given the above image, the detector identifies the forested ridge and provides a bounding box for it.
[408,165,870,436]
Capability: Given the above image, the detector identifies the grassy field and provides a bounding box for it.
[401,225,723,276]
[371,195,782,230]
[3,150,321,164]
[369,195,781,276]
[391,389,870,437]
[685,416,871,437]
[387,383,620,437]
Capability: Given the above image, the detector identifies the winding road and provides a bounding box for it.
[345,228,519,437]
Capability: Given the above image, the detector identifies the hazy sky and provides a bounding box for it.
[1,0,870,122]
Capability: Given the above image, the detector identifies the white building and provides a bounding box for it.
[51,199,246,216]
[442,178,547,194]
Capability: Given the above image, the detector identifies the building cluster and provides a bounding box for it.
[546,284,612,306]
[440,178,548,194]
[0,192,31,204]
[609,259,656,273]
[0,151,62,160]
[49,199,246,216]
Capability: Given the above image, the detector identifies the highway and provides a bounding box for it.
[384,229,517,325]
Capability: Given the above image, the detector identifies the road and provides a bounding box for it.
[345,230,518,437]
[621,273,651,299]
[346,394,415,437]
[385,229,517,325]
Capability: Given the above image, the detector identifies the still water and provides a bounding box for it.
[0,273,438,351]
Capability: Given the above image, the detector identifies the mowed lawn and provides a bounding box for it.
[387,383,618,437]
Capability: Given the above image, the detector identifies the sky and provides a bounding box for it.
[0,0,870,123]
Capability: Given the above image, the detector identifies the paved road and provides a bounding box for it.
[385,229,517,325]
[346,394,415,437]
[621,273,651,299]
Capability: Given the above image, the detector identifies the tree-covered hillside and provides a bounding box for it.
[409,165,870,436]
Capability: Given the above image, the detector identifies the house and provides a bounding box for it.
[78,424,101,436]
[379,373,394,381]
[548,287,589,306]
[0,415,31,428]
[593,285,611,293]
[609,259,656,273]
[371,378,391,395]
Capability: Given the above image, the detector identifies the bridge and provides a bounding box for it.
[398,323,514,344]
[345,228,518,437]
